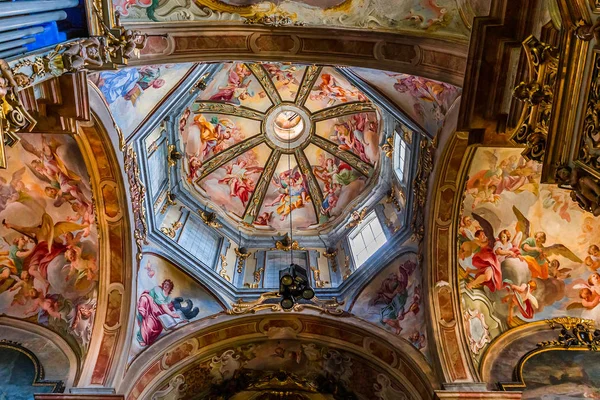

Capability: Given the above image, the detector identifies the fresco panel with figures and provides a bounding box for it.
[0,134,98,355]
[459,148,600,341]
[351,253,428,357]
[352,68,461,136]
[89,63,196,137]
[130,254,224,361]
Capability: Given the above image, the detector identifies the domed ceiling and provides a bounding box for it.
[178,63,383,235]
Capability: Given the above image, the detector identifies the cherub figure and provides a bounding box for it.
[9,271,35,306]
[60,37,106,71]
[26,290,63,323]
[63,245,98,285]
[408,331,426,350]
[585,245,600,272]
[513,206,582,279]
[254,211,272,226]
[493,229,522,264]
[548,259,571,279]
[502,279,539,325]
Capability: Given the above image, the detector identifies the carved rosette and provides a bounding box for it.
[510,36,558,162]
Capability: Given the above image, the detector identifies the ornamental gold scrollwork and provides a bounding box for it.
[0,60,35,169]
[411,138,434,245]
[510,36,558,163]
[271,233,304,251]
[219,254,231,282]
[124,145,148,260]
[540,317,600,350]
[160,220,182,239]
[381,136,394,159]
[310,266,329,288]
[244,267,264,288]
[226,291,347,316]
[199,209,223,229]
[234,247,252,273]
[322,249,338,273]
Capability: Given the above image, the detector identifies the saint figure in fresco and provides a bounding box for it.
[209,63,257,104]
[218,156,264,206]
[136,279,186,346]
[513,206,581,280]
[93,65,166,105]
[329,114,374,164]
[371,260,420,335]
[269,167,311,220]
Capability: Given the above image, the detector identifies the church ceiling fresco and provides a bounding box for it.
[0,134,98,356]
[130,254,224,361]
[89,63,196,137]
[114,0,473,39]
[351,68,461,136]
[351,253,427,358]
[179,62,383,235]
[458,148,600,358]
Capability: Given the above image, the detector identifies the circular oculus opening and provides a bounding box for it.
[273,110,304,141]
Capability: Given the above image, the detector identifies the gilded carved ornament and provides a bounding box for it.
[510,36,558,163]
[271,233,304,251]
[322,249,338,273]
[160,220,182,239]
[381,136,394,159]
[124,145,148,260]
[0,60,34,169]
[540,317,600,350]
[219,254,231,282]
[199,209,223,229]
[226,291,346,316]
[244,267,264,288]
[310,266,329,288]
[234,247,251,273]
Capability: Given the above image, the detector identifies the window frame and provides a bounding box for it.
[347,211,387,269]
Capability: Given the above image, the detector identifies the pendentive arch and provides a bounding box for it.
[119,313,438,399]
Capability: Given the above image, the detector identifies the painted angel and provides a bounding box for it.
[502,279,539,324]
[459,219,502,292]
[3,213,85,289]
[217,158,264,206]
[269,167,310,220]
[568,274,600,323]
[512,206,582,279]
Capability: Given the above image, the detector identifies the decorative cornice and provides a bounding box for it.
[271,233,305,251]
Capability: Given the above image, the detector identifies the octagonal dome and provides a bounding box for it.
[178,63,383,236]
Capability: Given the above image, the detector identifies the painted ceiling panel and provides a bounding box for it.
[351,67,461,136]
[304,68,368,112]
[113,0,475,40]
[314,112,381,166]
[255,154,318,232]
[263,63,307,103]
[196,63,273,112]
[197,143,271,218]
[304,144,367,220]
[89,63,195,137]
[179,62,383,235]
[180,110,262,182]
